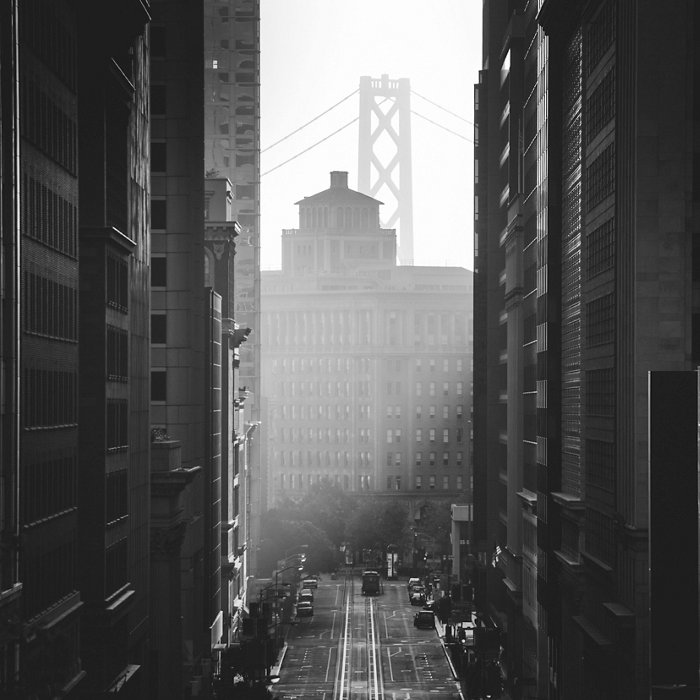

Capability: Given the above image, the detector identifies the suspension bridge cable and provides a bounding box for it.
[411,110,473,143]
[411,89,474,126]
[261,117,359,177]
[261,89,358,153]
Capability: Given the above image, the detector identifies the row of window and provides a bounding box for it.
[277,472,464,492]
[22,174,78,257]
[271,356,467,376]
[20,77,77,173]
[23,271,78,341]
[22,540,75,619]
[19,0,78,90]
[276,451,373,469]
[277,380,465,399]
[23,368,77,429]
[412,403,464,420]
[21,453,77,526]
[388,451,465,468]
[415,428,465,443]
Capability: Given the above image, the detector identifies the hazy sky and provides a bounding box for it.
[260,1,482,271]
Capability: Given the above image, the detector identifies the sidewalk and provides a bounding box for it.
[434,616,513,700]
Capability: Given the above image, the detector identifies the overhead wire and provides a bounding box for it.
[261,89,358,153]
[411,110,473,143]
[411,89,474,126]
[261,117,359,177]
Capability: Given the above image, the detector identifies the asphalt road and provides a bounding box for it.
[274,574,464,699]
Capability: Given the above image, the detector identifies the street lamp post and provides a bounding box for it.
[268,563,303,653]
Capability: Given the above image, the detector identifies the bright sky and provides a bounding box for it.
[260,0,482,271]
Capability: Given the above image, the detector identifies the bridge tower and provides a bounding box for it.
[358,75,414,265]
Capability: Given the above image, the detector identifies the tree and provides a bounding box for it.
[416,500,452,555]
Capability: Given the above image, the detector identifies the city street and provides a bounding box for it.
[273,573,465,699]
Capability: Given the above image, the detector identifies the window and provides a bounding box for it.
[395,429,401,443]
[443,406,449,419]
[416,405,422,419]
[151,198,167,229]
[586,143,615,211]
[151,141,166,172]
[107,327,128,380]
[429,382,436,396]
[456,451,464,467]
[456,475,463,489]
[106,470,128,524]
[457,359,463,372]
[586,368,615,416]
[416,476,422,489]
[151,313,166,344]
[429,452,436,466]
[394,452,401,466]
[386,452,392,467]
[386,406,393,418]
[429,429,436,443]
[415,359,422,372]
[586,294,615,346]
[395,405,401,419]
[429,475,436,489]
[442,452,449,466]
[107,400,128,449]
[386,430,393,444]
[107,256,128,311]
[151,369,166,402]
[443,429,449,444]
[443,359,449,372]
[457,382,464,396]
[416,382,422,397]
[415,451,422,467]
[151,84,166,115]
[429,359,436,372]
[416,429,422,442]
[429,405,436,419]
[443,476,449,490]
[443,382,449,396]
[587,218,615,278]
[457,405,463,419]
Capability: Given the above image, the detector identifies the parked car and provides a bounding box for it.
[299,588,314,603]
[409,586,426,606]
[414,610,435,629]
[407,577,421,590]
[302,576,318,589]
[296,601,314,617]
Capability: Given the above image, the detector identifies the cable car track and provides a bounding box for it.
[333,572,384,699]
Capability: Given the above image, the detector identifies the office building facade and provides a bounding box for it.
[262,172,473,511]
[473,1,700,698]
[0,0,151,695]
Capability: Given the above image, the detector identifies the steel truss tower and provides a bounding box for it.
[358,74,414,265]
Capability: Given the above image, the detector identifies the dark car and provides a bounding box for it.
[296,601,314,617]
[409,586,426,605]
[302,576,318,589]
[414,610,435,629]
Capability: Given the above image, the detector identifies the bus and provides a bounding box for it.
[361,570,381,596]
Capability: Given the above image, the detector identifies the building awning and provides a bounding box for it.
[573,615,611,647]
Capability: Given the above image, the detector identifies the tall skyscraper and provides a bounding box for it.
[261,171,473,517]
[0,0,151,695]
[473,1,700,698]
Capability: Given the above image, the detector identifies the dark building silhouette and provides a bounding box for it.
[473,1,700,699]
[0,0,151,696]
